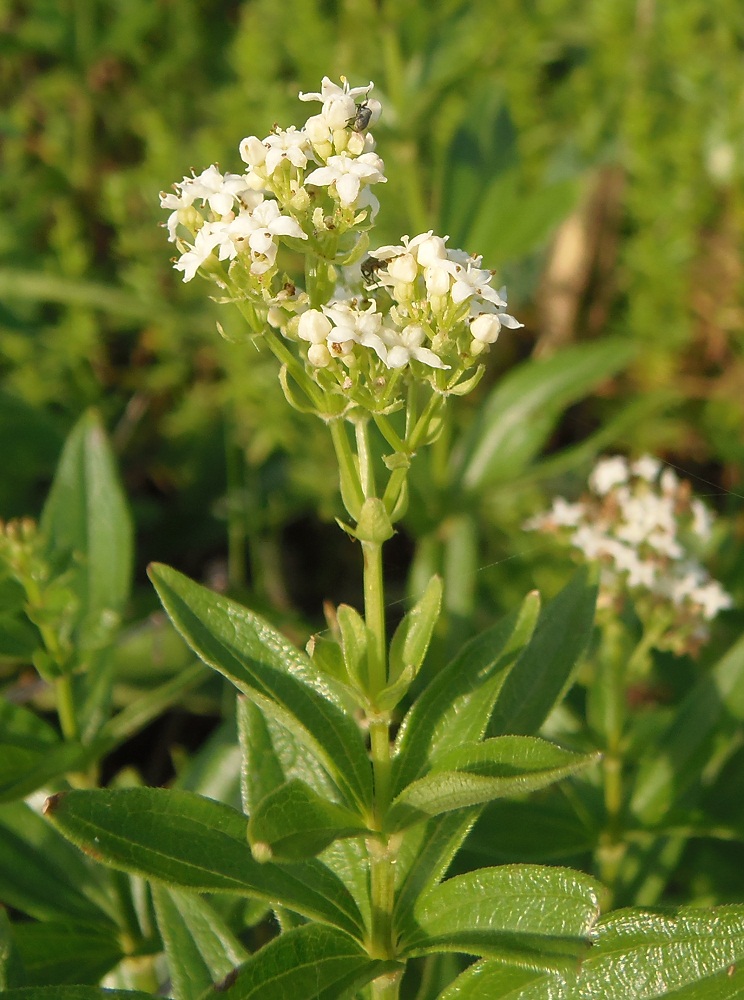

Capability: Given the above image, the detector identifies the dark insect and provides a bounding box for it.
[361,256,385,284]
[351,100,373,133]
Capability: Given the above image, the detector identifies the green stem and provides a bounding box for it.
[363,541,387,697]
[55,674,80,743]
[330,421,365,519]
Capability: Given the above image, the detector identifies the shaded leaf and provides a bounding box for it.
[153,886,249,1000]
[0,991,157,1000]
[43,787,363,936]
[453,340,636,491]
[40,409,133,638]
[248,779,369,862]
[12,921,123,986]
[203,924,400,1000]
[393,592,541,797]
[149,564,373,813]
[0,801,114,923]
[489,569,597,738]
[631,633,744,825]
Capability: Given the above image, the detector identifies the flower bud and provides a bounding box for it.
[424,264,450,297]
[387,253,418,284]
[308,343,331,367]
[470,312,502,344]
[346,131,366,156]
[298,309,332,344]
[416,235,447,266]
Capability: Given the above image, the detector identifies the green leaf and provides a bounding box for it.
[237,696,337,816]
[43,787,364,936]
[40,409,133,640]
[437,960,568,1000]
[488,569,597,738]
[0,991,157,1000]
[0,740,86,804]
[203,924,401,999]
[631,632,744,826]
[148,563,373,813]
[461,797,598,865]
[393,591,541,797]
[573,906,744,999]
[387,738,598,833]
[394,811,479,930]
[336,603,369,691]
[0,700,89,802]
[453,340,636,491]
[0,801,114,923]
[153,886,249,1000]
[388,575,442,684]
[12,921,123,986]
[469,172,580,266]
[248,779,370,862]
[0,907,24,991]
[402,865,600,962]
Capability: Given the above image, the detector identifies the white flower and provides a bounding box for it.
[446,259,506,307]
[632,455,662,481]
[322,300,389,362]
[381,324,449,370]
[693,580,733,619]
[173,222,226,281]
[590,456,629,495]
[299,76,373,131]
[305,152,386,207]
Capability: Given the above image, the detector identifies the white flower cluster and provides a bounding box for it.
[160,77,386,284]
[295,232,522,374]
[160,76,521,403]
[526,455,732,653]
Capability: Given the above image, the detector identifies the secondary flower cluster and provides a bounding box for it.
[160,76,521,410]
[526,455,732,654]
[292,232,522,377]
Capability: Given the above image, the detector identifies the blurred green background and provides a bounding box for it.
[1,0,742,615]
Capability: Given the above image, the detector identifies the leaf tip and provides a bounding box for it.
[42,791,65,815]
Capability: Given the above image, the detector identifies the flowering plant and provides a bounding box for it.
[3,77,744,1000]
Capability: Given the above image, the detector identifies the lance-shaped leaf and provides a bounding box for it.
[488,568,597,738]
[12,921,124,987]
[43,787,363,937]
[393,591,541,797]
[237,698,336,815]
[453,338,635,491]
[401,865,600,963]
[0,991,157,1000]
[149,563,373,813]
[40,409,133,642]
[153,886,249,1000]
[387,737,598,833]
[248,779,371,862]
[436,959,569,1000]
[574,906,744,999]
[388,575,443,685]
[0,740,89,804]
[0,907,24,991]
[394,810,480,931]
[205,924,401,1000]
[0,801,114,923]
[631,632,744,826]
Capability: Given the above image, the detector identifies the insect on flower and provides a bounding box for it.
[349,97,381,133]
